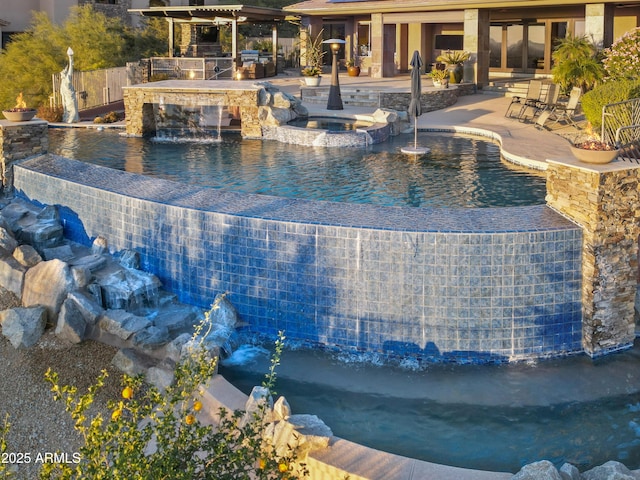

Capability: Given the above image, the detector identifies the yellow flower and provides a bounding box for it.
[111,409,122,421]
[258,458,266,470]
[278,462,288,473]
[185,414,196,425]
[122,386,133,399]
[193,400,203,412]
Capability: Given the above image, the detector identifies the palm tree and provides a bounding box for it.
[551,35,604,94]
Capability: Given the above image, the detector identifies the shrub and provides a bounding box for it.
[36,105,64,123]
[602,27,640,80]
[38,299,307,480]
[581,79,640,131]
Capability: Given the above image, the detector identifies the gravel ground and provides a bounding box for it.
[0,287,122,479]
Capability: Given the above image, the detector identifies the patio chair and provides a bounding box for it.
[523,83,560,121]
[505,80,543,119]
[535,87,582,129]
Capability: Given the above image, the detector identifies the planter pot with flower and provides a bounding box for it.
[436,50,470,84]
[570,139,619,164]
[430,68,449,88]
[3,92,36,122]
[301,66,322,86]
[346,59,361,77]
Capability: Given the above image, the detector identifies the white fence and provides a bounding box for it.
[51,66,128,110]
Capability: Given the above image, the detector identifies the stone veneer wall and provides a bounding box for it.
[123,82,264,138]
[546,159,640,356]
[0,120,48,190]
[14,155,584,364]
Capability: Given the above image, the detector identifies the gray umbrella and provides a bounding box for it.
[408,50,423,119]
[402,50,429,154]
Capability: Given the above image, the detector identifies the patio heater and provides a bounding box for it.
[322,38,346,110]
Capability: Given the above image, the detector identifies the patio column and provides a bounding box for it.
[168,18,174,58]
[272,24,278,74]
[370,13,383,78]
[584,3,614,48]
[232,19,239,74]
[463,9,490,88]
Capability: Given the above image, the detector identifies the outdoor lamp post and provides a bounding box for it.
[322,38,346,110]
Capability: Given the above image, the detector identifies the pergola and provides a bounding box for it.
[129,4,295,72]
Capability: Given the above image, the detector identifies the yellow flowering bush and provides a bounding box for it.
[37,298,306,480]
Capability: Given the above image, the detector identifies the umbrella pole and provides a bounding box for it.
[414,117,418,148]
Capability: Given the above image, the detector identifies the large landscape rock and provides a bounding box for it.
[22,259,74,325]
[0,306,47,348]
[0,254,27,297]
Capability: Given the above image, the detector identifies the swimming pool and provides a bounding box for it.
[48,128,546,209]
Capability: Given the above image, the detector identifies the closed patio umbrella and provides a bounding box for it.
[402,50,429,155]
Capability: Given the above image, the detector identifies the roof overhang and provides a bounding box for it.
[129,4,295,25]
[285,0,630,16]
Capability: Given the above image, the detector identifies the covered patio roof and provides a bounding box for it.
[129,4,294,25]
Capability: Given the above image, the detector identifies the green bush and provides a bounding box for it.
[581,79,640,131]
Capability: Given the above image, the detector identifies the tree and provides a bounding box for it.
[0,5,167,110]
[551,35,604,94]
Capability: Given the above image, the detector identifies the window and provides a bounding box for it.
[357,23,370,56]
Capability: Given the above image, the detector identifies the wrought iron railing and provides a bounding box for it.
[149,57,234,80]
[601,97,640,163]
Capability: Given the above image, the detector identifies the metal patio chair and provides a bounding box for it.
[522,83,560,122]
[505,80,543,119]
[535,87,582,130]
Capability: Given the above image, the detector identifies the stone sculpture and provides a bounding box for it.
[60,47,79,124]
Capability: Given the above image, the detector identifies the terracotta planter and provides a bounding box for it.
[3,109,37,122]
[570,145,619,164]
[303,76,322,87]
[347,66,361,77]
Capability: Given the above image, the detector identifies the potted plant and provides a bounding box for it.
[430,68,449,88]
[301,66,322,86]
[346,59,360,77]
[3,92,37,122]
[570,138,619,164]
[299,27,326,86]
[436,50,470,84]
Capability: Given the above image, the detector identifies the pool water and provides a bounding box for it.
[48,128,546,208]
[219,342,640,473]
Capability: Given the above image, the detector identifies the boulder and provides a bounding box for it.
[13,244,42,268]
[0,306,47,348]
[92,235,109,255]
[98,309,152,340]
[0,226,18,254]
[66,290,103,326]
[512,461,563,480]
[22,259,74,325]
[273,395,291,421]
[241,386,273,427]
[258,106,295,127]
[19,221,64,253]
[97,268,161,311]
[146,360,176,390]
[269,414,333,458]
[153,304,199,337]
[55,297,89,344]
[582,461,638,480]
[133,325,170,349]
[119,250,141,269]
[0,255,27,297]
[559,463,581,480]
[111,348,157,376]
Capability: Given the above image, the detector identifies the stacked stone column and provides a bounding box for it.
[546,159,640,356]
[0,120,48,191]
